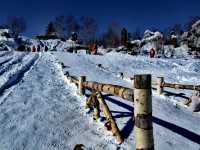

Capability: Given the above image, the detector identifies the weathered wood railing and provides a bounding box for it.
[155,77,200,95]
[64,71,154,149]
[65,72,133,101]
[64,68,200,149]
[131,76,200,95]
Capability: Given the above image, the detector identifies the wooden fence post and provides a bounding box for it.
[96,92,124,144]
[157,77,164,95]
[79,76,86,96]
[134,74,154,150]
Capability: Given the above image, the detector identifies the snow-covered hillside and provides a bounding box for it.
[0,50,200,150]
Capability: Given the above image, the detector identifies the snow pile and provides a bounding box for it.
[189,95,200,112]
[185,61,200,73]
[0,29,13,42]
[140,30,163,54]
[173,45,191,58]
[0,29,17,51]
[20,38,80,52]
[142,30,163,42]
[187,20,200,52]
[130,40,141,46]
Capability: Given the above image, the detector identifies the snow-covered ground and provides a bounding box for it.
[0,51,200,150]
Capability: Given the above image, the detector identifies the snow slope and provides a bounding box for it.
[0,51,200,150]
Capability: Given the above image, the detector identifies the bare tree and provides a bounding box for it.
[102,22,122,47]
[79,16,98,44]
[66,15,80,37]
[52,15,80,39]
[132,28,142,40]
[46,22,56,35]
[53,15,67,38]
[6,16,26,37]
[171,24,183,36]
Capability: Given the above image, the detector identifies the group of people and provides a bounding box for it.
[31,45,48,52]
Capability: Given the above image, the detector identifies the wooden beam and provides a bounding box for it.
[96,92,124,144]
[83,81,133,101]
[79,76,86,95]
[164,82,200,91]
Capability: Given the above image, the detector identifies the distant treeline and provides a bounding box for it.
[0,15,200,47]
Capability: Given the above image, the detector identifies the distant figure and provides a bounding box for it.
[27,46,31,52]
[149,48,155,58]
[45,46,48,52]
[91,43,97,55]
[37,45,40,52]
[32,46,36,52]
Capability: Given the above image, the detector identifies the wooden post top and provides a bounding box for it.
[134,74,151,89]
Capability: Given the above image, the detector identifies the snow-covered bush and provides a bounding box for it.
[189,95,200,112]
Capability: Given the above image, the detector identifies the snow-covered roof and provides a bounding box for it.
[0,29,11,35]
[130,40,141,46]
[191,20,200,29]
[142,30,163,43]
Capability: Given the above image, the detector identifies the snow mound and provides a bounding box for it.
[189,95,200,112]
[186,61,200,73]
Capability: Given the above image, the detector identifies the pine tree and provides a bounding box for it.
[121,28,128,46]
[46,22,56,35]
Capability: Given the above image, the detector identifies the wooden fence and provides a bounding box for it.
[155,77,200,95]
[64,72,154,149]
[64,71,199,149]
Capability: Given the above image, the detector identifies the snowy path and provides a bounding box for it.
[0,53,118,150]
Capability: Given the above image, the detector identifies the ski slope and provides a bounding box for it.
[0,51,200,150]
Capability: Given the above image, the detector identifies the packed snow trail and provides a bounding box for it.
[0,51,200,150]
[0,53,119,150]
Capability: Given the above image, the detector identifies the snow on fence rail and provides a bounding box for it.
[64,71,154,149]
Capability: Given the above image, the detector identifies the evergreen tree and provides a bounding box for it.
[121,28,128,46]
[46,22,56,35]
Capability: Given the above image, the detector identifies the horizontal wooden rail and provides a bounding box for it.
[131,76,200,92]
[83,81,133,102]
[163,82,200,91]
[65,72,134,101]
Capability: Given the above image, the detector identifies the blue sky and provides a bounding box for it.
[0,0,200,37]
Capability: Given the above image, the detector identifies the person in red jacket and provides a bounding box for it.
[149,48,156,58]
[32,46,36,52]
[91,43,97,55]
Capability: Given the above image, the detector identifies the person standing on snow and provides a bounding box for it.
[149,48,156,58]
[45,46,48,52]
[91,43,98,55]
[37,45,40,52]
[32,45,36,52]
